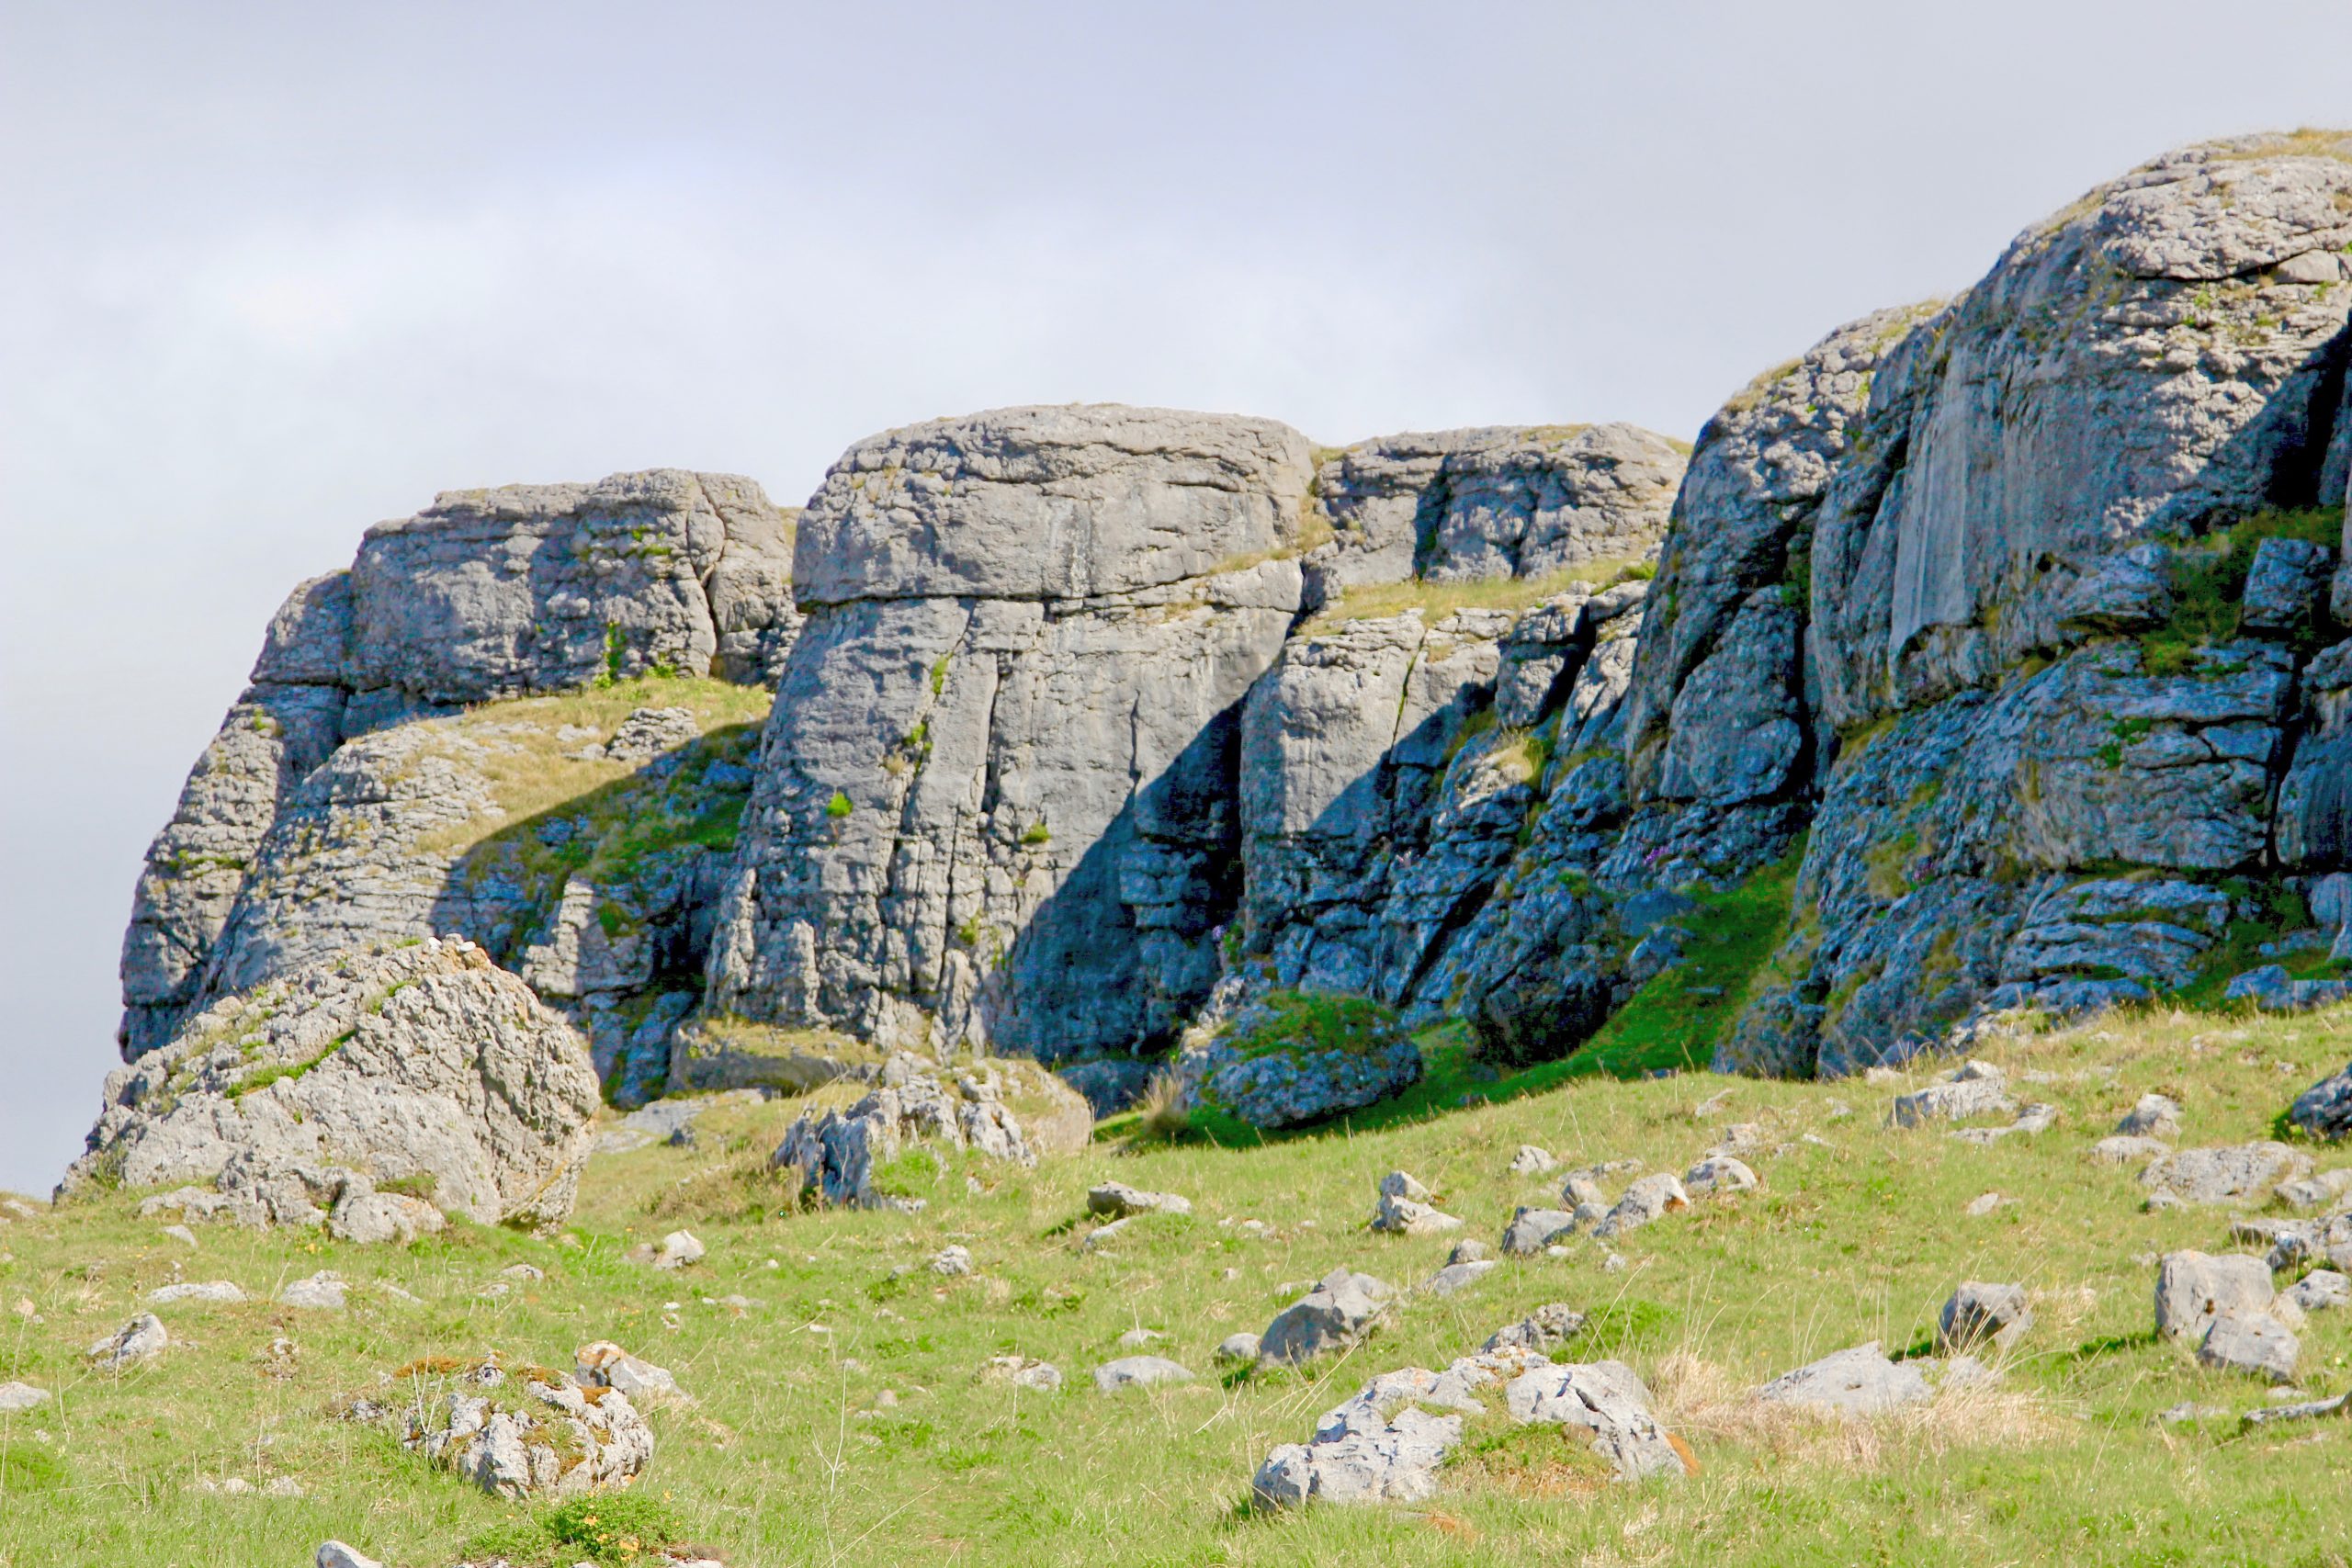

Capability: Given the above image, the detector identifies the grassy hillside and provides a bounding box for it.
[6,1001,2351,1566]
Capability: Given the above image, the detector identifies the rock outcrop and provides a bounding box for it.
[109,132,2352,1107]
[68,938,600,1229]
[119,471,800,1094]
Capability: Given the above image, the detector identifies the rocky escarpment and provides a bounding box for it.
[119,470,799,1095]
[112,130,2352,1114]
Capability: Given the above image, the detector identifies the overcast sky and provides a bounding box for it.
[4,1,2349,1194]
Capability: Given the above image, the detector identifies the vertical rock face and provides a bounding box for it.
[119,472,798,1063]
[1720,131,2352,1074]
[706,407,1314,1061]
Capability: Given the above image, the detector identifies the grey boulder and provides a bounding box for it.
[1091,1356,1195,1393]
[2198,1312,2300,1382]
[2155,1250,2275,1339]
[1259,1268,1396,1368]
[1937,1282,2032,1353]
[1758,1343,1930,1416]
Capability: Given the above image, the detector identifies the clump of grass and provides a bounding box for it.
[1220,990,1401,1064]
[2139,503,2342,673]
[1134,1068,1190,1140]
[465,1494,693,1567]
[826,790,854,819]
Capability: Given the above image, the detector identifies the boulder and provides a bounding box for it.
[2290,1062,2352,1140]
[280,1272,346,1310]
[2285,1269,2351,1313]
[1483,1303,1590,1355]
[1683,1156,1759,1195]
[2093,1134,2174,1166]
[1421,1259,1497,1297]
[1758,1343,1930,1416]
[1214,1333,1263,1368]
[1504,1359,1692,1480]
[1091,1356,1195,1393]
[1370,1192,1463,1236]
[2116,1093,2184,1139]
[1183,993,1423,1130]
[87,1314,168,1370]
[930,1245,976,1278]
[317,1546,383,1568]
[147,1281,243,1305]
[1259,1268,1396,1368]
[1086,1181,1192,1219]
[1501,1206,1581,1258]
[772,1054,1041,1210]
[2198,1312,2300,1382]
[1887,1063,2014,1128]
[0,1382,51,1413]
[1593,1172,1690,1238]
[1510,1145,1559,1175]
[2155,1250,2275,1339]
[395,1359,653,1498]
[69,938,599,1232]
[328,1190,447,1246]
[574,1341,686,1404]
[983,1356,1063,1393]
[1937,1282,2032,1353]
[2141,1144,2312,1206]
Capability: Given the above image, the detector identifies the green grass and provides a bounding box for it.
[1307,559,1655,630]
[12,999,2352,1565]
[2137,504,2342,674]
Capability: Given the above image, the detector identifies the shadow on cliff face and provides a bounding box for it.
[980,693,1250,1064]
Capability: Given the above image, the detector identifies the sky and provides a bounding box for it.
[4,0,2350,1194]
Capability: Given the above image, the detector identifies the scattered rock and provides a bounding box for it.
[1092,1356,1195,1393]
[1887,1062,2013,1128]
[774,1055,1052,1210]
[87,1314,168,1370]
[2290,1060,2352,1139]
[1510,1145,1558,1175]
[2277,1168,2352,1209]
[1683,1156,1759,1195]
[328,1189,447,1246]
[2158,1402,2232,1425]
[1377,1171,1431,1204]
[1962,1192,2006,1217]
[317,1545,382,1568]
[162,1224,198,1248]
[2141,1145,2312,1206]
[1505,1359,1694,1480]
[1214,1333,1262,1367]
[2224,965,2352,1014]
[1502,1206,1580,1258]
[2286,1269,2351,1313]
[1593,1172,1690,1239]
[2116,1093,2183,1140]
[1116,1327,1165,1349]
[2092,1134,2174,1166]
[574,1341,686,1404]
[1421,1259,1497,1297]
[396,1359,654,1498]
[1370,1191,1464,1236]
[1447,1239,1491,1266]
[147,1280,244,1305]
[1937,1282,2032,1354]
[0,1382,51,1413]
[2155,1251,2275,1340]
[1259,1268,1396,1368]
[1086,1181,1192,1219]
[1250,1343,1555,1509]
[280,1272,347,1310]
[1482,1304,1589,1355]
[1952,1103,2059,1144]
[655,1230,706,1269]
[2199,1312,2300,1382]
[984,1356,1062,1393]
[930,1245,975,1278]
[1757,1343,1930,1416]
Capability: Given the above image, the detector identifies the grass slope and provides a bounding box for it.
[6,1002,2352,1565]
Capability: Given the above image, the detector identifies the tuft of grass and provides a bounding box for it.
[2138,504,2342,673]
[465,1494,693,1567]
[826,790,854,819]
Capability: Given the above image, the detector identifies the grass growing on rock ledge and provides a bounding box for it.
[8,1002,2352,1564]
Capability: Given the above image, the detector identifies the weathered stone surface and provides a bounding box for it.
[1592,1172,1690,1238]
[2141,1144,2312,1206]
[1091,1356,1194,1393]
[0,1382,51,1413]
[1758,1342,1930,1416]
[709,407,1312,1064]
[69,938,599,1230]
[1889,1063,2015,1127]
[2286,1269,2352,1313]
[2155,1250,2276,1339]
[87,1314,167,1370]
[574,1341,686,1404]
[1483,1303,1589,1355]
[2117,1093,2184,1139]
[1505,1359,1692,1480]
[119,473,798,1061]
[2225,964,2352,1012]
[147,1280,245,1305]
[1182,994,1423,1130]
[1259,1268,1395,1368]
[1306,424,1685,599]
[1501,1206,1580,1258]
[2290,1061,2352,1138]
[1370,1192,1463,1236]
[1683,1155,1759,1195]
[1938,1281,2032,1353]
[1087,1181,1191,1219]
[771,1054,1041,1210]
[2199,1312,2300,1382]
[396,1359,653,1498]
